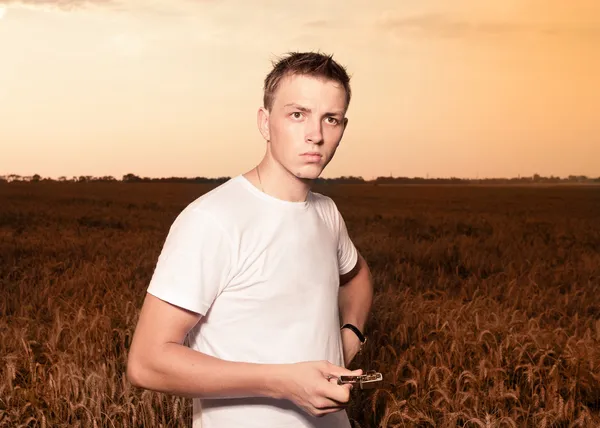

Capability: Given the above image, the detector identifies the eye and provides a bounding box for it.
[325,117,340,125]
[291,112,303,120]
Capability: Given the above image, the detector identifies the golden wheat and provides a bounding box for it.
[1,181,599,427]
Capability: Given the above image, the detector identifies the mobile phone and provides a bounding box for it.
[337,371,383,389]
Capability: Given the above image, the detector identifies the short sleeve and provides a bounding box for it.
[147,207,233,316]
[336,206,358,276]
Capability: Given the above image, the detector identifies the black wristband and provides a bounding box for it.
[341,323,366,344]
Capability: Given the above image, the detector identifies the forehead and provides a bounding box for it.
[272,74,347,110]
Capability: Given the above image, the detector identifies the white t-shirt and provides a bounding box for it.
[147,174,359,428]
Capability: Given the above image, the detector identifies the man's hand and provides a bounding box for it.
[276,361,362,418]
[341,327,362,367]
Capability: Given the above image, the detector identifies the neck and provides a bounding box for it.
[254,155,312,203]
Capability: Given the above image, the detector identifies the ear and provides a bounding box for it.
[257,107,271,142]
[338,117,349,140]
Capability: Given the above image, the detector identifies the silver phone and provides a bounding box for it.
[336,371,383,389]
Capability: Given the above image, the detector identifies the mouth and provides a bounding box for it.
[301,152,323,163]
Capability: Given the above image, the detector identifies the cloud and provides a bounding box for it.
[380,12,600,40]
[381,13,521,38]
[0,0,203,17]
[304,19,329,29]
[0,0,114,10]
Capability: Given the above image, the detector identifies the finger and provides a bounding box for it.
[321,382,352,403]
[322,361,361,375]
[327,367,363,378]
[319,403,349,413]
[315,396,350,410]
[339,383,354,394]
[312,405,346,418]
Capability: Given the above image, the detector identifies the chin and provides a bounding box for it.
[294,166,324,181]
[300,173,321,181]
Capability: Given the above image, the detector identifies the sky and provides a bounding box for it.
[0,0,598,180]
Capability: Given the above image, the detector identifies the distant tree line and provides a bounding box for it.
[120,173,231,184]
[370,174,599,184]
[0,174,232,184]
[1,173,599,184]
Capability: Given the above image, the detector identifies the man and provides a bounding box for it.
[127,51,374,428]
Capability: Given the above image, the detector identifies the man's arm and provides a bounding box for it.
[127,293,362,417]
[127,293,277,399]
[338,252,373,367]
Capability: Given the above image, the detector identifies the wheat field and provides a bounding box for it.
[1,181,599,427]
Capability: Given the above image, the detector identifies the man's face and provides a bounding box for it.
[258,74,349,180]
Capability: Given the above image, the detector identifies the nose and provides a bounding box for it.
[305,117,324,145]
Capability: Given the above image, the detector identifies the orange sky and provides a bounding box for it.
[0,0,598,179]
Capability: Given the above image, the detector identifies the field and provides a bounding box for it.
[1,181,599,427]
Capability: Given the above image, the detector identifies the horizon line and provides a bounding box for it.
[2,172,599,182]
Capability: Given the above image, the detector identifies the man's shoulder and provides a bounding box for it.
[172,176,247,228]
[311,191,343,220]
[186,175,246,212]
[309,191,345,235]
[310,191,336,209]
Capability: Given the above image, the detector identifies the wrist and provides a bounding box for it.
[340,323,366,345]
[265,364,290,400]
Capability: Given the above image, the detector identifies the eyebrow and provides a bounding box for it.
[283,103,344,117]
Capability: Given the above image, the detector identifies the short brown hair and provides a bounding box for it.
[263,51,352,112]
